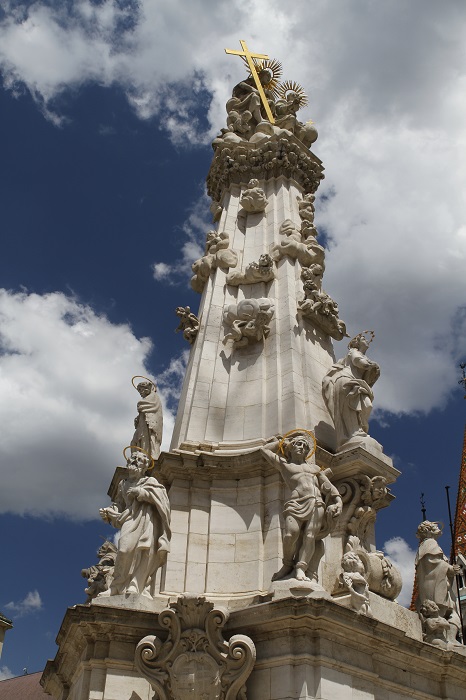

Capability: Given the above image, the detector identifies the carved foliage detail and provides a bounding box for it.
[135,595,256,700]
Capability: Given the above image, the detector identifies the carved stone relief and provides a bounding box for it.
[226,254,275,286]
[135,594,256,700]
[336,475,402,601]
[271,219,325,268]
[191,230,238,293]
[223,297,275,348]
[207,138,324,205]
[298,279,347,341]
[175,306,200,344]
[239,179,268,213]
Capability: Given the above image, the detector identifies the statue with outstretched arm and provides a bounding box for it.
[261,432,342,583]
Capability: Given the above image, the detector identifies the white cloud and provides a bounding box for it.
[0,666,14,681]
[152,193,210,285]
[1,1,465,415]
[4,590,43,617]
[383,537,416,608]
[0,290,179,519]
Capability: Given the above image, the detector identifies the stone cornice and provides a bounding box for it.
[207,134,324,205]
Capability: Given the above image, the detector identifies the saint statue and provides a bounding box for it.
[99,450,171,597]
[322,332,380,449]
[415,521,461,645]
[132,379,163,461]
[260,431,342,584]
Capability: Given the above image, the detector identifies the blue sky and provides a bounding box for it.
[0,0,465,680]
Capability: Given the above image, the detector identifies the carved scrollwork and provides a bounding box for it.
[135,595,256,700]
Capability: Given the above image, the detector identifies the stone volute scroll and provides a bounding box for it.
[135,594,256,700]
[336,474,402,601]
[226,253,275,286]
[132,376,163,461]
[175,305,199,344]
[322,331,380,450]
[191,229,238,293]
[223,297,275,348]
[99,447,171,597]
[260,430,342,588]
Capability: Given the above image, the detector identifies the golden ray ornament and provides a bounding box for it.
[225,39,276,123]
[276,80,309,108]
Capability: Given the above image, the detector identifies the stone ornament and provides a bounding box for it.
[226,253,275,286]
[81,540,117,603]
[135,594,256,700]
[297,193,318,239]
[322,331,380,449]
[99,450,171,597]
[131,377,163,461]
[298,280,347,341]
[419,600,454,649]
[272,219,325,268]
[260,431,342,585]
[207,138,324,206]
[239,178,268,213]
[216,57,317,151]
[415,521,462,645]
[337,475,401,600]
[223,297,274,348]
[175,306,199,344]
[191,230,238,294]
[340,552,373,616]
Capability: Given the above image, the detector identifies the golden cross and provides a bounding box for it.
[225,39,275,124]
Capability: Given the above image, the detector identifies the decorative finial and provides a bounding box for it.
[420,492,427,520]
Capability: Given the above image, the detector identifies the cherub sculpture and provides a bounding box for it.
[175,306,199,344]
[223,297,275,348]
[272,219,325,268]
[260,431,342,584]
[239,179,268,213]
[81,540,117,602]
[298,278,347,341]
[226,253,275,286]
[99,450,171,597]
[340,552,372,616]
[191,230,238,293]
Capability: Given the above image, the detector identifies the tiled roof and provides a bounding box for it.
[0,672,48,699]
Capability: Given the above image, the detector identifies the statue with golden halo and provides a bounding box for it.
[99,447,171,597]
[131,376,163,461]
[260,430,342,585]
[322,331,380,449]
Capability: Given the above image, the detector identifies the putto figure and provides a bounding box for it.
[261,431,342,584]
[415,520,462,645]
[175,306,199,344]
[226,253,275,286]
[322,331,380,449]
[81,540,117,602]
[99,450,171,597]
[132,377,163,461]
